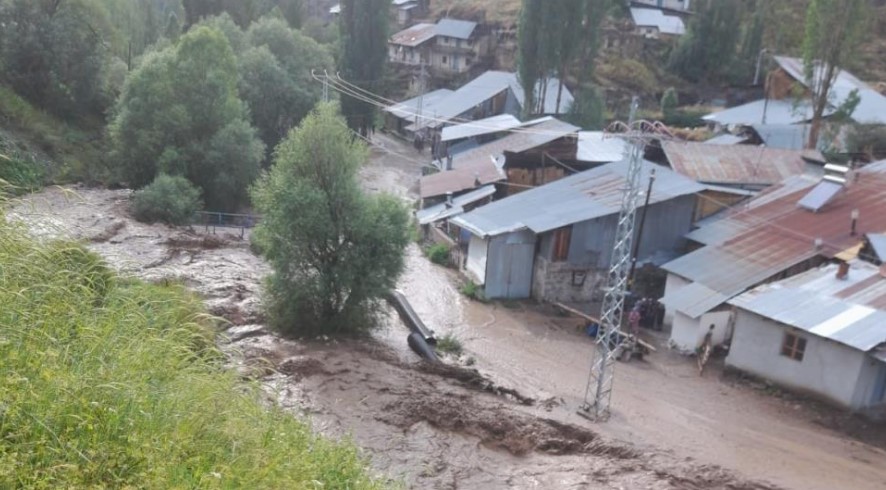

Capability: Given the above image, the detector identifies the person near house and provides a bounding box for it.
[697,324,715,375]
[628,307,641,337]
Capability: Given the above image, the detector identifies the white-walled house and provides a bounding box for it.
[727,261,886,413]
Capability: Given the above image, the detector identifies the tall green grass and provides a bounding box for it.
[0,216,384,489]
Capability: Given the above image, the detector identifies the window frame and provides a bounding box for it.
[780,331,807,361]
[551,226,572,263]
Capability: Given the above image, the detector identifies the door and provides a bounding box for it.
[498,231,536,299]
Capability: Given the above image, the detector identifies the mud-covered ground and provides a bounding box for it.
[8,133,886,489]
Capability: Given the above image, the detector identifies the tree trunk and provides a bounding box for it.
[555,65,565,114]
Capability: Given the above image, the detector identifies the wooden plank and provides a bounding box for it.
[554,302,657,352]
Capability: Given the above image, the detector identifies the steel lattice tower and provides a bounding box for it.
[578,97,647,421]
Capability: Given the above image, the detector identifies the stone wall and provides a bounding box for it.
[532,256,607,304]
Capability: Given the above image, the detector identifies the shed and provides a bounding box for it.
[727,261,886,411]
[451,159,703,300]
[630,7,686,38]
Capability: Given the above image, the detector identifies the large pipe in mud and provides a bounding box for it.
[386,290,437,345]
[407,332,439,363]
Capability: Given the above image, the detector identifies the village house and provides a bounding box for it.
[418,117,580,204]
[450,160,703,301]
[382,70,573,138]
[727,260,886,415]
[660,160,886,353]
[704,56,886,129]
[429,18,491,75]
[658,141,825,220]
[630,7,686,39]
[392,0,430,26]
[388,22,436,65]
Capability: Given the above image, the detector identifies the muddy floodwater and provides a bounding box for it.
[8,133,886,489]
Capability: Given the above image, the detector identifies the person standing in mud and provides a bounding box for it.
[697,324,715,375]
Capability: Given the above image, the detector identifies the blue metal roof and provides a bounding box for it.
[703,99,823,126]
[435,18,477,40]
[451,159,704,237]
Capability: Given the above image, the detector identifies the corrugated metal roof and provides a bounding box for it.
[660,282,731,319]
[450,118,579,171]
[390,23,437,47]
[662,141,819,186]
[868,233,886,262]
[440,114,522,142]
[730,260,886,352]
[435,18,477,39]
[391,71,574,131]
[774,56,886,125]
[703,99,823,126]
[451,159,704,237]
[752,124,850,152]
[415,185,496,225]
[419,160,504,199]
[630,7,685,35]
[384,88,454,119]
[705,134,748,145]
[576,132,628,163]
[664,165,886,316]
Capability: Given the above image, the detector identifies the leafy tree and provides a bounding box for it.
[802,0,866,149]
[660,87,678,119]
[566,88,605,130]
[0,0,110,118]
[668,0,743,83]
[338,0,388,136]
[183,0,302,29]
[130,173,203,225]
[251,104,411,336]
[109,26,263,210]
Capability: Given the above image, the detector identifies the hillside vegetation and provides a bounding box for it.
[0,216,383,489]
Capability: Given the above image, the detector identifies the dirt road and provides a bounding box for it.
[7,133,885,489]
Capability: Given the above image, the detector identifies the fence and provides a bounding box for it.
[194,211,261,238]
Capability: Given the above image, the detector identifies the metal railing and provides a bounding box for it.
[194,211,261,238]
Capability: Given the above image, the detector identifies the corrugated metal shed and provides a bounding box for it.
[451,159,704,237]
[729,260,886,352]
[384,88,454,120]
[664,165,886,315]
[419,159,505,199]
[774,56,886,125]
[435,18,477,40]
[752,124,848,152]
[630,7,685,35]
[450,118,579,170]
[661,141,820,186]
[660,282,730,319]
[576,132,628,163]
[395,71,574,132]
[415,185,496,225]
[705,134,748,145]
[390,23,436,47]
[441,114,522,142]
[703,99,824,126]
[868,233,886,262]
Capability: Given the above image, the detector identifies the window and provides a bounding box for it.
[552,226,572,262]
[781,332,807,361]
[442,55,448,64]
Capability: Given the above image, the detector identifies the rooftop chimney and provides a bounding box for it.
[836,261,850,280]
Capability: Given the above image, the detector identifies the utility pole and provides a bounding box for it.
[323,69,329,103]
[415,61,428,131]
[578,96,646,421]
[628,169,656,286]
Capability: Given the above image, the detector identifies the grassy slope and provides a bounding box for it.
[0,219,384,489]
[0,85,108,186]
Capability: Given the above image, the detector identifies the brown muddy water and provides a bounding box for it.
[7,134,886,489]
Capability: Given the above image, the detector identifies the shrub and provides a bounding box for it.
[131,174,203,225]
[436,334,464,356]
[460,280,487,302]
[0,222,382,489]
[0,151,44,195]
[426,243,451,266]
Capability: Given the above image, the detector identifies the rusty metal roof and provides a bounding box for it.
[419,159,505,199]
[730,260,886,352]
[390,23,437,47]
[661,141,822,186]
[664,165,886,315]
